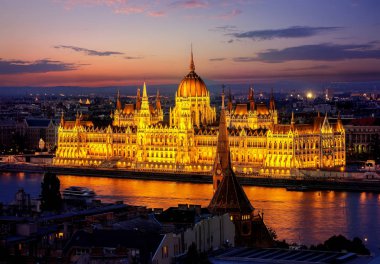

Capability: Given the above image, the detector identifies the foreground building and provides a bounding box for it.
[208,94,274,247]
[54,51,346,176]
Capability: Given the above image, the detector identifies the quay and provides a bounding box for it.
[1,163,380,193]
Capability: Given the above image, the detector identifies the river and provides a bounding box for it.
[1,172,379,253]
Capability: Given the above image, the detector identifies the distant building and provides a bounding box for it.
[24,118,57,150]
[325,87,334,100]
[345,118,380,158]
[0,120,23,148]
[54,50,346,175]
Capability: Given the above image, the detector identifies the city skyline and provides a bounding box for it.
[1,0,380,87]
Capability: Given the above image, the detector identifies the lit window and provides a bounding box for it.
[162,246,168,258]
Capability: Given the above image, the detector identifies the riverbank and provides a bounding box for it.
[1,163,380,192]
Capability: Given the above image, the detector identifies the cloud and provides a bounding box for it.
[209,25,237,32]
[230,26,342,41]
[170,0,208,9]
[209,57,227,61]
[214,9,242,19]
[233,43,380,63]
[124,56,144,60]
[0,58,79,74]
[281,64,333,72]
[114,6,145,14]
[148,11,166,17]
[55,45,124,56]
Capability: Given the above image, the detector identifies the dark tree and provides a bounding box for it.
[40,172,62,211]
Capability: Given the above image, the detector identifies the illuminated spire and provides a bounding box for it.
[336,111,343,131]
[190,44,195,72]
[221,85,225,109]
[75,111,80,126]
[269,88,275,111]
[321,112,332,133]
[249,85,255,111]
[156,89,161,111]
[136,88,141,110]
[60,111,65,126]
[227,88,233,112]
[142,82,148,98]
[116,90,122,110]
[291,111,295,125]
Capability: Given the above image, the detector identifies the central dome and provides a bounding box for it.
[177,50,209,98]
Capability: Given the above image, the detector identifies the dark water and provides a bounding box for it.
[1,172,379,253]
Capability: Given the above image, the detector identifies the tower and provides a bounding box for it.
[208,91,274,247]
[249,85,255,111]
[116,90,122,110]
[156,90,162,112]
[212,88,227,192]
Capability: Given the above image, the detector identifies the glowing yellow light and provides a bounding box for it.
[306,92,313,99]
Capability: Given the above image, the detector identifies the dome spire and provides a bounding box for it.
[190,44,195,72]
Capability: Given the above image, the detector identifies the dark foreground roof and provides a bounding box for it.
[64,229,164,259]
[211,247,366,264]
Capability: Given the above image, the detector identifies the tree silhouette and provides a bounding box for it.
[40,172,62,211]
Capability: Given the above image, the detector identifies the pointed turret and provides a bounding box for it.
[116,90,122,110]
[156,90,162,111]
[336,112,344,131]
[190,44,195,72]
[136,88,141,110]
[291,111,295,125]
[141,82,149,111]
[249,85,255,111]
[227,88,233,112]
[321,112,332,133]
[142,82,148,98]
[269,88,275,111]
[75,111,81,127]
[221,86,225,109]
[60,111,65,127]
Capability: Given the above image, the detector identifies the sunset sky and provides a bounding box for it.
[0,0,380,87]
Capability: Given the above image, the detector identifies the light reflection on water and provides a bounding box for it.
[0,173,379,252]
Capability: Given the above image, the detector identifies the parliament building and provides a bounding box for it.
[54,51,346,176]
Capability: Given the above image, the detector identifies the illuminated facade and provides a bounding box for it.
[54,51,346,176]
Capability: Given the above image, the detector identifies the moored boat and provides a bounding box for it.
[62,186,96,202]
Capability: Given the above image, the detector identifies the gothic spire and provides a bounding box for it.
[227,88,233,112]
[216,91,230,171]
[190,44,195,72]
[249,85,255,111]
[156,89,161,111]
[269,88,275,111]
[208,94,254,214]
[116,90,122,110]
[221,85,225,109]
[136,88,141,110]
[336,111,344,131]
[60,111,65,126]
[142,82,148,98]
[291,111,295,127]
